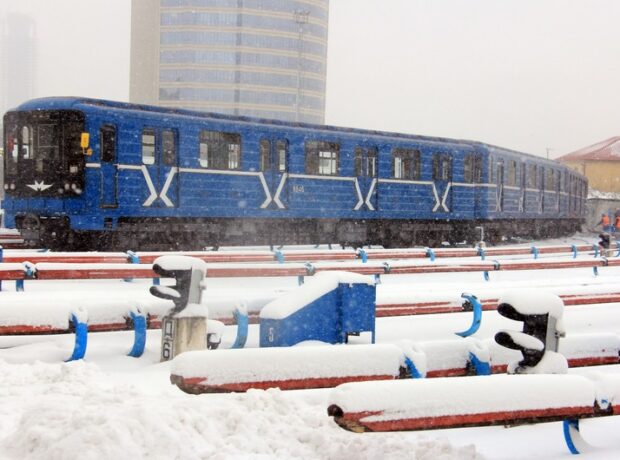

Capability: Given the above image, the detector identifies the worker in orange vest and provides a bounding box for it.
[598,213,611,232]
[615,214,620,233]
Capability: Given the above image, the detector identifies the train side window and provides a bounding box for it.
[392,148,420,180]
[276,140,288,172]
[355,147,377,177]
[162,129,176,166]
[473,156,482,183]
[432,154,451,181]
[463,155,477,183]
[507,160,517,186]
[100,125,116,163]
[260,139,270,171]
[305,140,339,175]
[488,157,494,183]
[199,131,242,170]
[545,169,555,191]
[142,129,156,165]
[527,164,537,188]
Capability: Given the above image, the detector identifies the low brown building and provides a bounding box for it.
[557,137,620,193]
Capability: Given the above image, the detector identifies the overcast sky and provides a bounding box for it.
[1,0,619,157]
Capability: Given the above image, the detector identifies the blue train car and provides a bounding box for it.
[2,97,587,250]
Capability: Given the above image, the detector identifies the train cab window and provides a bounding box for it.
[21,126,32,159]
[142,129,156,165]
[392,148,420,180]
[305,141,339,175]
[100,125,116,163]
[199,130,242,170]
[260,139,270,171]
[355,147,377,177]
[276,140,287,172]
[432,154,451,181]
[464,154,481,183]
[162,130,176,166]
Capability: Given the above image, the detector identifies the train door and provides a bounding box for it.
[496,159,504,212]
[432,153,452,213]
[260,138,288,208]
[354,146,378,210]
[140,128,179,208]
[100,124,118,208]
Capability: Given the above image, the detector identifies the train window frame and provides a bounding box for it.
[305,140,340,176]
[198,130,242,170]
[464,155,474,183]
[162,129,177,166]
[100,125,116,163]
[392,148,420,180]
[141,128,156,165]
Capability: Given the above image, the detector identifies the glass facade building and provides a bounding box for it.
[130,0,329,123]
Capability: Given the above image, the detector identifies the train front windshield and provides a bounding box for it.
[3,110,85,197]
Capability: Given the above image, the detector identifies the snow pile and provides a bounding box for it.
[0,359,478,460]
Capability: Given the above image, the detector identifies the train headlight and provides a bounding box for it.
[71,183,77,190]
[75,188,83,195]
[10,183,15,190]
[3,184,8,190]
[64,183,70,190]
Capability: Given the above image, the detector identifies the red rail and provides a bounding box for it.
[0,242,612,264]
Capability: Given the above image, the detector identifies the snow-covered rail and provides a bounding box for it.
[2,256,620,284]
[0,242,615,264]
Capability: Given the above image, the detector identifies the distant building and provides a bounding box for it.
[557,137,620,193]
[130,0,329,124]
[0,13,36,116]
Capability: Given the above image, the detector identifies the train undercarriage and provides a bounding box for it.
[14,213,583,252]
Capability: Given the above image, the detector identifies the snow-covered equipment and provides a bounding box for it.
[150,256,208,361]
[494,291,567,374]
[170,344,412,393]
[326,374,620,452]
[259,271,376,347]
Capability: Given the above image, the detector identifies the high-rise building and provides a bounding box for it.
[130,0,329,124]
[0,13,36,116]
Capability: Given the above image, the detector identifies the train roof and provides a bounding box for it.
[10,96,580,173]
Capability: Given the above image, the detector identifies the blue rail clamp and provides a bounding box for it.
[426,248,436,262]
[531,246,539,259]
[127,307,147,358]
[274,249,285,264]
[16,262,36,292]
[66,310,88,361]
[455,293,483,337]
[357,248,368,263]
[571,244,578,259]
[477,246,486,260]
[230,304,249,349]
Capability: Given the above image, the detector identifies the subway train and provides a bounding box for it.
[2,97,587,250]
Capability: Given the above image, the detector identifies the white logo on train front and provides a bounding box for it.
[26,181,53,191]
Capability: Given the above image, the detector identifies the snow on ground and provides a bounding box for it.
[1,234,620,459]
